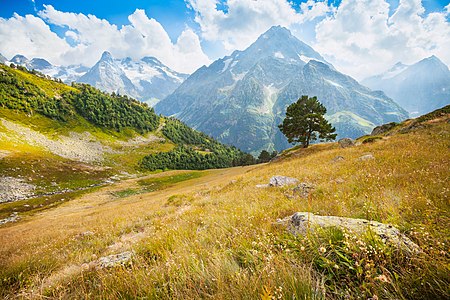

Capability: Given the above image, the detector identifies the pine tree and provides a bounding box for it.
[257,150,272,163]
[278,95,336,148]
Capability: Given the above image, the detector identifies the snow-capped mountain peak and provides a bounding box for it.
[3,51,188,106]
[10,54,29,65]
[362,55,450,116]
[155,26,407,154]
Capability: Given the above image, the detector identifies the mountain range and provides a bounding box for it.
[3,26,448,154]
[1,52,187,106]
[155,26,408,154]
[362,56,450,117]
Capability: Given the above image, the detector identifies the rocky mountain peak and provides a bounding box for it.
[11,54,29,64]
[362,55,450,116]
[156,27,407,154]
[0,53,7,64]
[141,56,163,66]
[100,51,114,62]
[29,58,52,70]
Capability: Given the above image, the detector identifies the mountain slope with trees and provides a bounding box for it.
[155,26,408,154]
[0,63,251,214]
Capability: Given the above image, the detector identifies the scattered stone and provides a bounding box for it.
[0,212,20,225]
[0,150,11,159]
[371,122,398,135]
[0,118,117,163]
[269,176,299,187]
[331,156,345,163]
[400,124,426,134]
[280,212,420,254]
[334,178,345,184]
[75,231,95,239]
[358,153,375,161]
[0,177,36,203]
[97,251,134,268]
[256,184,270,188]
[338,138,355,148]
[292,183,315,198]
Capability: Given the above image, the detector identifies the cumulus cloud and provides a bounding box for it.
[314,0,450,79]
[0,1,448,79]
[187,0,333,51]
[0,13,70,63]
[0,6,210,73]
[188,0,449,79]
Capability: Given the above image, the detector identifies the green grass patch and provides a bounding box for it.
[138,172,204,192]
[111,188,141,198]
[0,187,101,220]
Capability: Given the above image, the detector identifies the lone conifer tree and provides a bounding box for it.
[278,96,337,148]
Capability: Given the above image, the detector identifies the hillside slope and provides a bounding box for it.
[1,106,448,299]
[0,64,246,216]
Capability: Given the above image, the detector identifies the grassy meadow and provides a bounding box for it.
[0,117,449,299]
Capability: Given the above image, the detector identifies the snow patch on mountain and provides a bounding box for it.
[221,58,233,73]
[274,52,285,59]
[324,79,343,88]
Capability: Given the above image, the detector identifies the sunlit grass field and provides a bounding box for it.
[0,118,449,299]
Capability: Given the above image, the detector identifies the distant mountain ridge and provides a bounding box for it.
[155,26,408,154]
[363,56,450,116]
[1,52,188,106]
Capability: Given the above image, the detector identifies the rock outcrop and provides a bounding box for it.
[280,212,420,253]
[358,154,375,161]
[0,212,20,225]
[371,122,397,135]
[338,138,355,148]
[292,183,315,198]
[0,177,35,203]
[269,176,299,187]
[97,251,134,268]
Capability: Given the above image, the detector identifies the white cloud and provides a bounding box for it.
[0,1,448,79]
[314,0,450,79]
[187,0,332,51]
[188,0,449,79]
[299,0,336,22]
[0,6,210,73]
[0,13,70,64]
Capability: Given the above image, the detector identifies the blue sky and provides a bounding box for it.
[0,0,449,78]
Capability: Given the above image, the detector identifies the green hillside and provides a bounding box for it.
[0,64,249,219]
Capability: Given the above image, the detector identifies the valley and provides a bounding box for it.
[1,106,449,299]
[0,3,449,298]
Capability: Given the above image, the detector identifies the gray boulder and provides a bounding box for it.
[331,155,345,163]
[358,153,375,161]
[338,138,355,148]
[0,212,19,226]
[292,183,315,198]
[98,251,133,268]
[0,177,35,203]
[281,212,420,254]
[371,122,397,135]
[269,176,299,187]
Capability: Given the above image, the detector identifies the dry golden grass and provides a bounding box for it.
[1,120,449,299]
